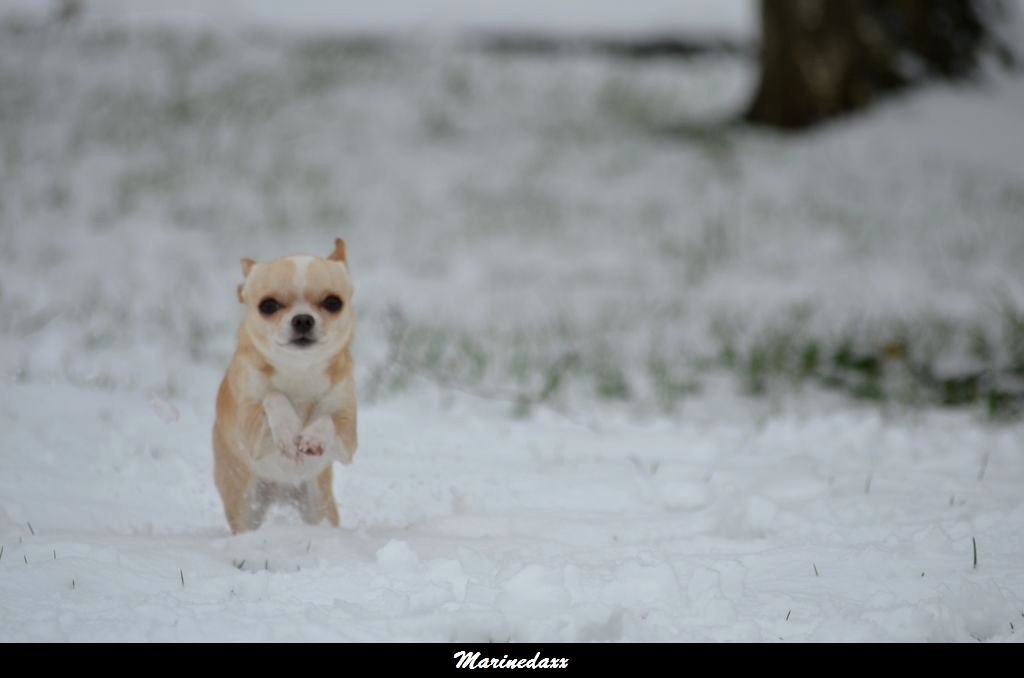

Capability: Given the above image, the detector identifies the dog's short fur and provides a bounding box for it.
[212,239,357,533]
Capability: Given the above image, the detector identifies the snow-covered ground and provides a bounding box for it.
[1,4,1023,642]
[3,381,1024,641]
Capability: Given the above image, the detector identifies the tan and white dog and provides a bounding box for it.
[212,239,357,533]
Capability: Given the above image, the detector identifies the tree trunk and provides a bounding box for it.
[746,0,1006,130]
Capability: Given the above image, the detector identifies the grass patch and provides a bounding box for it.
[715,303,1024,419]
[360,300,1024,422]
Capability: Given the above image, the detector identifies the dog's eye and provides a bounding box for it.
[322,295,343,313]
[258,298,281,315]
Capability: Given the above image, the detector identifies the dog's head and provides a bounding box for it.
[237,239,354,365]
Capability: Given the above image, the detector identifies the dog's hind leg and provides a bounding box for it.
[215,435,261,534]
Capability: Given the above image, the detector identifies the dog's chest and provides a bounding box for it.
[270,369,331,416]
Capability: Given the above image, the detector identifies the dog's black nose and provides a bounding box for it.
[291,314,315,335]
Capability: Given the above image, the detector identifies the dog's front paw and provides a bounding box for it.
[264,393,304,463]
[295,432,325,457]
[295,417,336,459]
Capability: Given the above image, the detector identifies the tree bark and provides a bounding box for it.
[746,0,1005,130]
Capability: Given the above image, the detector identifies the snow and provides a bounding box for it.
[2,383,1023,641]
[1,5,1023,642]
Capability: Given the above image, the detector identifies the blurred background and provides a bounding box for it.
[1,0,1022,419]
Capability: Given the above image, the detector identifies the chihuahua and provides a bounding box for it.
[213,239,357,533]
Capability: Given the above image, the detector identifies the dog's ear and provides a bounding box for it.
[238,258,256,304]
[327,238,347,263]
